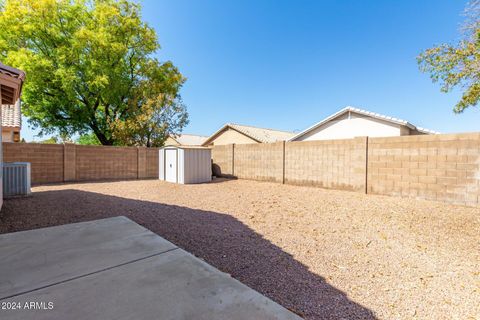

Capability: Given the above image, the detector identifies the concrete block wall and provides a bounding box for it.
[211,144,234,177]
[212,133,480,206]
[234,142,284,182]
[2,143,159,184]
[3,143,64,183]
[5,132,480,206]
[368,133,480,206]
[285,137,367,191]
[75,145,138,181]
[212,138,367,191]
[145,148,160,178]
[64,143,76,181]
[137,147,147,179]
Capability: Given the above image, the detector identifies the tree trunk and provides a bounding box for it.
[99,135,114,145]
[93,130,113,145]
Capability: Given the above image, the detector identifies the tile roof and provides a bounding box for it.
[289,106,439,141]
[228,123,294,143]
[0,62,25,80]
[203,123,294,145]
[1,101,21,128]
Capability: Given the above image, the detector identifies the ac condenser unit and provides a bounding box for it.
[3,162,31,197]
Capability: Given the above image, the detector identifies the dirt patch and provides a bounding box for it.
[1,179,479,319]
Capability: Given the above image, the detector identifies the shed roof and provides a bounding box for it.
[289,106,439,141]
[202,123,294,146]
[161,145,211,150]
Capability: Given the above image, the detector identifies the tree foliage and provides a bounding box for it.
[76,132,101,145]
[112,94,188,147]
[418,0,480,113]
[0,0,188,145]
[39,137,59,144]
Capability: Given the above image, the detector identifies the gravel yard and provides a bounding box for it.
[1,179,479,319]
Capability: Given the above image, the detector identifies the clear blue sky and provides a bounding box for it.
[22,0,477,141]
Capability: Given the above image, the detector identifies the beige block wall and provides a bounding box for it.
[234,142,284,182]
[137,147,147,179]
[212,144,234,176]
[212,138,367,191]
[285,137,367,191]
[75,145,138,181]
[3,143,160,184]
[368,133,480,206]
[146,148,160,178]
[208,128,258,146]
[3,143,64,183]
[6,133,480,206]
[64,143,76,181]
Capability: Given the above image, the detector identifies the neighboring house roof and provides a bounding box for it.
[203,123,294,146]
[1,101,21,128]
[289,106,439,141]
[169,134,208,146]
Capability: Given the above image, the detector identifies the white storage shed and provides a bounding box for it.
[159,146,212,184]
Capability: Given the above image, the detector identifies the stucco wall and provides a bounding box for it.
[164,137,180,146]
[1,128,15,143]
[294,113,404,141]
[0,99,2,209]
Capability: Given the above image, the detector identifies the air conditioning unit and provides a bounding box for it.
[3,162,31,197]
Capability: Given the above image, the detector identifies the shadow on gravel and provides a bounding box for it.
[0,189,377,320]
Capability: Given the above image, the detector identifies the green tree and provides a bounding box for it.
[39,137,58,144]
[76,132,101,145]
[0,0,188,145]
[418,1,480,113]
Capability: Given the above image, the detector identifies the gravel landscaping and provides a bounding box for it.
[1,178,479,319]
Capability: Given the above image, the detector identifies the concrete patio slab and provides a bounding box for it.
[0,216,176,299]
[0,217,301,320]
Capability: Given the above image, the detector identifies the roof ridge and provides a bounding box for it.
[345,106,408,125]
[229,123,294,134]
[177,133,209,138]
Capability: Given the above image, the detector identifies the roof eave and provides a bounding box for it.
[289,107,351,141]
[201,123,262,146]
[289,106,438,140]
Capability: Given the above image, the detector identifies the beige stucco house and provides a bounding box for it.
[202,123,294,146]
[165,134,208,146]
[0,63,24,143]
[0,62,25,209]
[289,107,438,141]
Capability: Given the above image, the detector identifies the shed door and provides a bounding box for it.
[165,149,177,183]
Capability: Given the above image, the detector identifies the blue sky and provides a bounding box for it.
[22,0,476,141]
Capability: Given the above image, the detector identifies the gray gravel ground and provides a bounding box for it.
[0,179,479,319]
